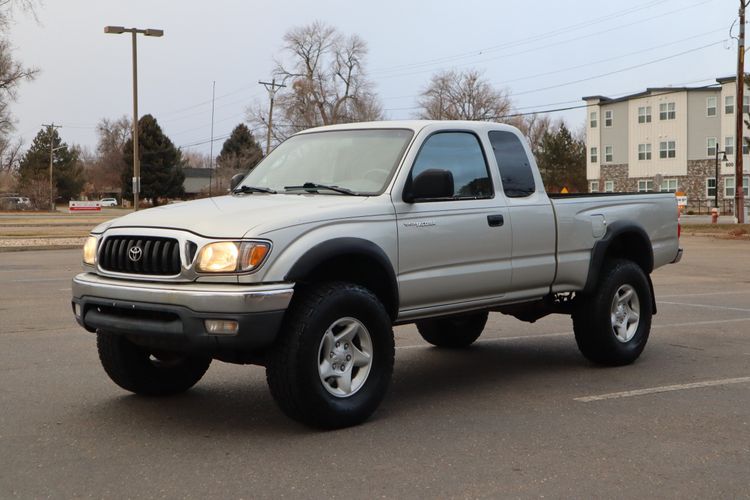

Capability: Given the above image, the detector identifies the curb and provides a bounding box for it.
[0,245,82,252]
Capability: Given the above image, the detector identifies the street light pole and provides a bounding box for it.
[715,149,728,211]
[131,29,140,211]
[104,26,164,211]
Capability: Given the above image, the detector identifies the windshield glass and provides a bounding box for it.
[239,129,414,195]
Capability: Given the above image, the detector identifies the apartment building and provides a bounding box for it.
[583,77,749,211]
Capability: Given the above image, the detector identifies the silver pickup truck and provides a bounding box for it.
[72,120,681,428]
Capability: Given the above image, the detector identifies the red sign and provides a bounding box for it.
[69,201,102,212]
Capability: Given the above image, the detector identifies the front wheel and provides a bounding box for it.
[266,282,394,429]
[572,259,653,366]
[97,332,211,396]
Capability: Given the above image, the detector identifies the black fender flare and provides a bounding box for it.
[583,221,655,313]
[284,237,399,315]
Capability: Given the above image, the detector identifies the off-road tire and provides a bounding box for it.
[572,259,652,366]
[416,311,489,348]
[97,332,211,396]
[266,282,394,429]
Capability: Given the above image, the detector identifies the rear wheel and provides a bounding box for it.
[416,311,489,348]
[572,259,652,366]
[97,332,211,396]
[266,282,394,429]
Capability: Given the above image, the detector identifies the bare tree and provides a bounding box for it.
[86,116,130,196]
[249,21,382,142]
[0,1,38,140]
[510,114,554,157]
[417,69,512,121]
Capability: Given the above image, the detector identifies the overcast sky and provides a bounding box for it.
[6,0,740,156]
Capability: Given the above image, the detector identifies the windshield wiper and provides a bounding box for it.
[284,182,358,195]
[233,185,277,194]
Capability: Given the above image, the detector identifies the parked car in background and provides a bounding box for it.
[0,196,30,210]
[99,198,118,207]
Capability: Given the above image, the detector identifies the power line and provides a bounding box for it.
[383,39,725,113]
[373,0,715,80]
[370,0,674,74]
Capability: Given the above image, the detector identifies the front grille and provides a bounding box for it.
[99,236,182,275]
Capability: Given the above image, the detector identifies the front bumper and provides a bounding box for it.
[71,273,294,355]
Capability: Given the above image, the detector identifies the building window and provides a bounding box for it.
[744,141,749,155]
[659,140,676,159]
[706,96,717,116]
[724,176,750,197]
[725,136,734,156]
[725,95,734,114]
[638,143,651,160]
[744,96,750,114]
[637,106,652,123]
[604,145,613,163]
[590,146,598,163]
[660,178,678,193]
[707,137,717,157]
[590,181,599,193]
[659,102,676,120]
[706,178,716,199]
[604,110,613,127]
[638,180,654,192]
[604,181,614,192]
[590,111,597,128]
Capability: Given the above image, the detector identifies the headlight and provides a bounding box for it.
[196,241,270,273]
[83,236,97,265]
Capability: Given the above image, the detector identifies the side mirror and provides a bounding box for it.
[230,173,246,190]
[404,169,454,202]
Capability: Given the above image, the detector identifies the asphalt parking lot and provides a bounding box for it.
[1,236,749,498]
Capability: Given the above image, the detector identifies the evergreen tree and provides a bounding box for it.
[535,123,587,193]
[216,124,263,173]
[17,126,83,206]
[121,114,185,206]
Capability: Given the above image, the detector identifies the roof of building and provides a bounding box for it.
[182,167,213,178]
[582,84,720,105]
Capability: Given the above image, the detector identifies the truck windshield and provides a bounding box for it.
[238,129,414,195]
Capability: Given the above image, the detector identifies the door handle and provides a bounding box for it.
[487,214,504,227]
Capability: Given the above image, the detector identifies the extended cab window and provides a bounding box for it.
[488,130,536,197]
[409,132,492,200]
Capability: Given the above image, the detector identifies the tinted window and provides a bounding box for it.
[410,132,492,199]
[489,131,536,197]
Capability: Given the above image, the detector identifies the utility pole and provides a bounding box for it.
[41,123,62,212]
[208,80,216,196]
[259,79,286,155]
[735,0,747,223]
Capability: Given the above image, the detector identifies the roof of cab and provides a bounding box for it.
[296,120,520,135]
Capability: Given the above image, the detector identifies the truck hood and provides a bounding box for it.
[100,194,390,238]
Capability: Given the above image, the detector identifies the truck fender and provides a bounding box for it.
[284,237,399,318]
[583,221,654,301]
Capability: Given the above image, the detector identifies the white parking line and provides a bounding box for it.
[659,290,750,298]
[575,377,750,403]
[659,301,750,313]
[395,316,750,350]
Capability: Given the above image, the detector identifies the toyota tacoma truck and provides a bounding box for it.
[72,120,682,428]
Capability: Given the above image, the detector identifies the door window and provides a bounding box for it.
[488,130,536,197]
[409,132,492,200]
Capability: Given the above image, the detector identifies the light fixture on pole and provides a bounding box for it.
[104,25,164,211]
[715,148,728,211]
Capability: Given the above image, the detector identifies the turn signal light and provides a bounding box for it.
[204,319,239,335]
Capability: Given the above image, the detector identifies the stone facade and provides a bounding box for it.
[589,159,740,214]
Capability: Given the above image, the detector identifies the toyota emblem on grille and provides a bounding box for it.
[128,246,143,262]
